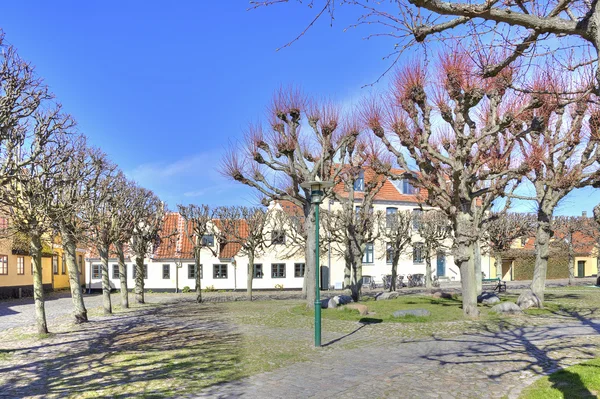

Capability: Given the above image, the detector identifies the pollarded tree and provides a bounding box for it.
[84,170,121,315]
[379,209,412,291]
[0,107,75,333]
[46,135,113,323]
[216,206,271,300]
[321,134,389,301]
[485,212,535,280]
[365,52,538,316]
[222,87,355,307]
[130,187,166,304]
[512,73,600,303]
[416,210,451,289]
[176,204,216,303]
[553,215,593,286]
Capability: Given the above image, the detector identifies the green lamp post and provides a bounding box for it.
[301,177,334,347]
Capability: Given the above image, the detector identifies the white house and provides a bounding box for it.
[85,168,490,291]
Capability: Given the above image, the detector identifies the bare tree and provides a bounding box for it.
[416,210,451,289]
[485,212,535,280]
[129,188,166,304]
[553,215,591,285]
[47,135,113,323]
[364,52,537,316]
[216,206,271,300]
[176,204,216,303]
[379,209,412,291]
[0,107,75,333]
[222,87,354,307]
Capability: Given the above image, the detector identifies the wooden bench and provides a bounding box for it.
[482,277,506,293]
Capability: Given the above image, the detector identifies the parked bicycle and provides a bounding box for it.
[381,274,392,290]
[407,273,425,287]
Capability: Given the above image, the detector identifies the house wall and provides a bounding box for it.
[574,256,598,277]
[48,245,86,290]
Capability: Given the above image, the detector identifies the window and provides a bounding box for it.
[271,230,285,245]
[294,263,305,278]
[132,264,148,279]
[163,264,170,279]
[0,255,7,275]
[386,207,397,228]
[0,217,7,230]
[78,255,83,274]
[413,243,424,264]
[188,264,202,279]
[17,256,24,275]
[272,263,286,278]
[53,255,58,275]
[62,255,66,274]
[112,264,119,279]
[214,264,228,279]
[386,243,394,264]
[403,179,417,194]
[253,264,263,278]
[363,243,374,264]
[92,264,101,279]
[201,235,214,247]
[353,169,365,191]
[412,209,423,229]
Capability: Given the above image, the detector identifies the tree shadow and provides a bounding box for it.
[0,300,243,398]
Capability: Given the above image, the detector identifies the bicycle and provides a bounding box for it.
[381,274,392,290]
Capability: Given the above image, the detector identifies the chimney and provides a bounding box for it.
[582,211,587,217]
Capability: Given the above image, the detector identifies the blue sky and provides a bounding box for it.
[1,1,597,216]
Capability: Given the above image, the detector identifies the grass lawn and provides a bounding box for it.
[520,357,600,399]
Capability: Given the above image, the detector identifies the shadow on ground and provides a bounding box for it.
[0,300,242,398]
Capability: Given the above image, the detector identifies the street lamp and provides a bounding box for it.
[301,177,334,347]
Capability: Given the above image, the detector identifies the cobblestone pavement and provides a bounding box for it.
[193,319,600,399]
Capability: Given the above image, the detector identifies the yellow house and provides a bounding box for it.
[0,234,87,299]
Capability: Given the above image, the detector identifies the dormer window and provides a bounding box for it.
[353,170,365,192]
[201,235,214,247]
[392,178,418,195]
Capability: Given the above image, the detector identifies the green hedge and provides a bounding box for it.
[504,250,570,280]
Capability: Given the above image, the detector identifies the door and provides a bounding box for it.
[578,261,585,277]
[436,252,445,276]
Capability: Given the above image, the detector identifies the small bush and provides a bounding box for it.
[182,286,191,293]
[274,284,284,290]
[204,285,217,292]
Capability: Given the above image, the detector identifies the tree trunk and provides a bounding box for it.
[135,255,145,304]
[115,242,129,308]
[531,210,552,304]
[194,249,202,303]
[30,233,48,334]
[304,203,317,308]
[97,245,112,315]
[455,211,479,317]
[494,253,502,279]
[62,228,87,323]
[567,243,575,286]
[390,254,399,291]
[474,240,482,295]
[247,254,254,301]
[425,253,432,289]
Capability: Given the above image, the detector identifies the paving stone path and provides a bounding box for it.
[193,319,600,399]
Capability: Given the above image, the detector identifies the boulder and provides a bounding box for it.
[517,291,542,310]
[477,292,500,305]
[334,295,353,305]
[393,309,431,318]
[432,291,454,299]
[321,298,337,309]
[490,301,522,314]
[340,303,369,316]
[376,291,400,301]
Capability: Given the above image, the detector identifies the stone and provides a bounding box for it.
[490,301,523,314]
[334,295,353,305]
[477,292,500,305]
[431,291,453,299]
[392,309,431,318]
[517,291,542,310]
[376,291,400,301]
[340,303,368,316]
